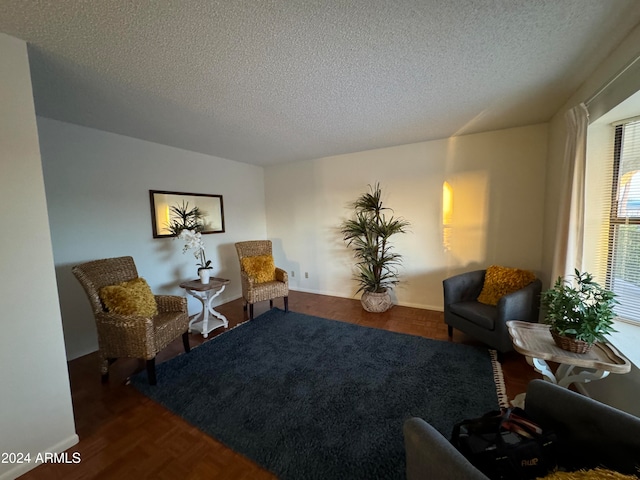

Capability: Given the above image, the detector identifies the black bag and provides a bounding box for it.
[451,408,557,480]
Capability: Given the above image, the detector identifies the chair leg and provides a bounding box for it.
[270,299,273,308]
[182,331,191,353]
[146,358,157,386]
[249,304,254,320]
[284,296,289,312]
[447,325,453,338]
[100,357,116,383]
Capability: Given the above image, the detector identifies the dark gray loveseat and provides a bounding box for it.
[404,380,640,479]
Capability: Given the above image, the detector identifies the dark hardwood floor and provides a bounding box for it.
[19,291,540,479]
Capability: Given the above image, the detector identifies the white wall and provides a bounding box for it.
[0,34,78,480]
[541,23,640,413]
[38,118,267,360]
[542,22,640,288]
[264,124,548,310]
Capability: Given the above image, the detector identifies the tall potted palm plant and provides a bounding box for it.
[340,183,410,312]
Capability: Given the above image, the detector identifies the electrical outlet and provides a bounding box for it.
[291,271,295,277]
[305,272,309,278]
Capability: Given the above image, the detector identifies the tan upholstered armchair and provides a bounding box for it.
[72,256,190,385]
[235,240,289,319]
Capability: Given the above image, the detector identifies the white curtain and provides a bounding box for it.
[551,103,589,281]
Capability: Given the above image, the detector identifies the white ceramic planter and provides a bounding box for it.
[198,268,211,284]
[361,290,392,313]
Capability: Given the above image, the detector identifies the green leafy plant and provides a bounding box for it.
[340,183,410,294]
[540,269,618,344]
[166,201,205,236]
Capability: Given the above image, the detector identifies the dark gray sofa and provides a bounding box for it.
[403,380,640,479]
[443,269,542,354]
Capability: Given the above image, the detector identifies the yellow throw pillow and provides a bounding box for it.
[477,265,536,306]
[99,277,158,317]
[538,467,638,480]
[241,255,276,283]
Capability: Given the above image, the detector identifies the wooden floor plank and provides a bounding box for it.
[18,291,539,479]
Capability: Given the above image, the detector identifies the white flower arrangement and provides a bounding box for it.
[179,229,212,271]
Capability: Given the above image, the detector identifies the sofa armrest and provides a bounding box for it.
[155,294,187,313]
[240,270,256,291]
[443,270,486,307]
[497,279,541,320]
[525,379,640,473]
[495,279,541,338]
[275,267,288,284]
[404,417,488,480]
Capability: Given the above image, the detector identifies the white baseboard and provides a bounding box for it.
[290,288,443,312]
[212,292,242,306]
[191,284,442,312]
[397,300,444,312]
[0,434,79,480]
[291,286,354,299]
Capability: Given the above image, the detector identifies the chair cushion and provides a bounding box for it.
[241,255,277,283]
[449,301,497,330]
[99,277,158,317]
[477,265,536,306]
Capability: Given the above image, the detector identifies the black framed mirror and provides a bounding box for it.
[150,190,225,238]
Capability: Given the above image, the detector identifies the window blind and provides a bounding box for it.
[607,119,640,324]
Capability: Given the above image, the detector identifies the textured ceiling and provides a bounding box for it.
[2,1,640,166]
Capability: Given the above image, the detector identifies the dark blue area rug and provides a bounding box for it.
[132,308,505,479]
